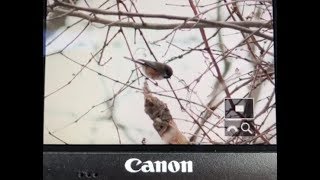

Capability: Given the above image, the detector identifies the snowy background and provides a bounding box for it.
[44,0,276,144]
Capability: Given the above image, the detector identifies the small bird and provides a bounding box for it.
[124,57,173,80]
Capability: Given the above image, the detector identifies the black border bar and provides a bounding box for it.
[44,152,277,180]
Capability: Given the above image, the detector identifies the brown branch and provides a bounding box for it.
[47,8,76,21]
[44,51,93,98]
[165,0,271,8]
[240,123,276,144]
[46,127,68,144]
[46,18,84,47]
[188,0,232,142]
[255,90,275,119]
[119,1,159,62]
[227,0,265,53]
[190,75,271,142]
[109,97,122,144]
[48,7,273,40]
[165,79,215,144]
[50,69,138,134]
[54,1,272,29]
[61,53,142,91]
[97,27,115,65]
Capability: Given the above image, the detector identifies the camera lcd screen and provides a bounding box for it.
[44,0,276,145]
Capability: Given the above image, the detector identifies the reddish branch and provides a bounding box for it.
[54,0,272,29]
[47,6,273,40]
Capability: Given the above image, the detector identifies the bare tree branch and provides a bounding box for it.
[47,7,273,40]
[54,0,272,29]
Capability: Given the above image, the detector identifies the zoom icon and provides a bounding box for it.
[225,120,255,136]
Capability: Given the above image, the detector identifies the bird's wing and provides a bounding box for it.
[124,57,161,70]
[138,60,161,71]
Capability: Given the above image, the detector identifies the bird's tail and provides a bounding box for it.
[123,56,144,65]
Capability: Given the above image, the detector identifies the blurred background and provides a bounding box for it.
[44,0,275,144]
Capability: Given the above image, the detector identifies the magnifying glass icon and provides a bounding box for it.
[241,122,253,134]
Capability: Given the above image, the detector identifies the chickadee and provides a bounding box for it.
[124,57,173,80]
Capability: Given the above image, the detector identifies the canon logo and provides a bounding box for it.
[124,158,193,173]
